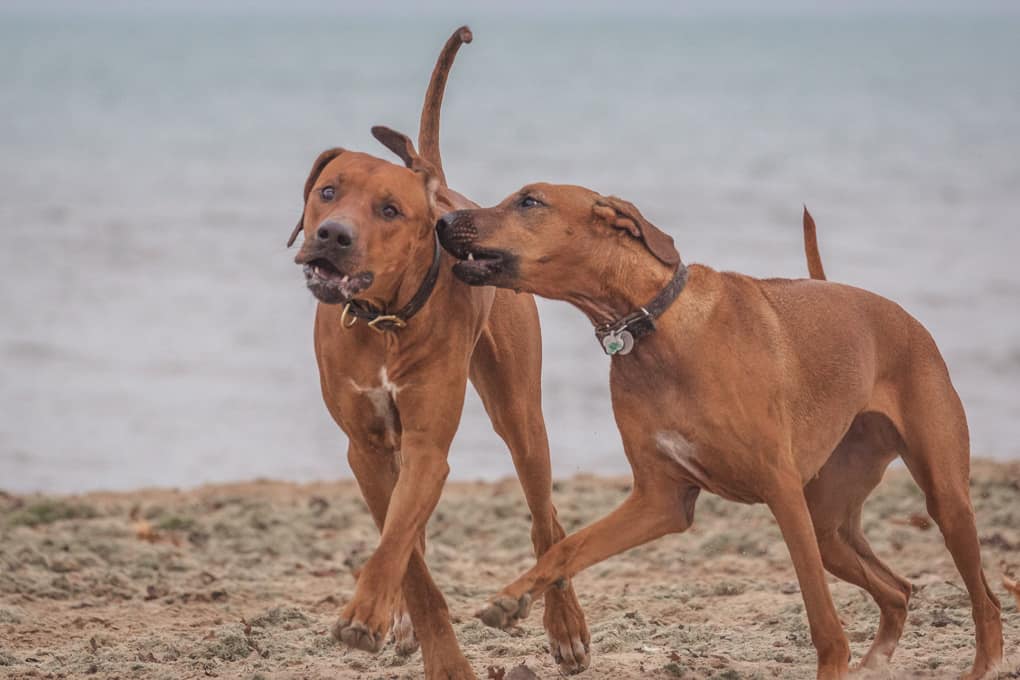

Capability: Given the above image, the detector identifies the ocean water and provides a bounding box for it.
[1,7,1019,493]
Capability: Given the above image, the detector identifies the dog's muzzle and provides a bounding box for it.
[293,220,375,304]
[436,210,515,286]
[436,211,477,258]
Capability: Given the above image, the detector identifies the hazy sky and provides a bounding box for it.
[2,0,1018,15]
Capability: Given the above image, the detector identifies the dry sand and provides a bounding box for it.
[2,461,1018,679]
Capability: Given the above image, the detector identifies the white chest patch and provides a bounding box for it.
[655,430,711,489]
[350,368,402,449]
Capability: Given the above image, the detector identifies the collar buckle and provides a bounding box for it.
[338,233,442,335]
[340,303,360,329]
[366,314,408,333]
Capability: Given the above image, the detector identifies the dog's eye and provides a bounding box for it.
[319,186,335,201]
[381,204,400,219]
[519,196,542,209]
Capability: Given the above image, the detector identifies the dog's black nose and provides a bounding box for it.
[316,220,354,248]
[436,211,477,257]
[435,212,456,235]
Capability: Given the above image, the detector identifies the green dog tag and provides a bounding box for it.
[602,335,623,355]
[601,330,634,356]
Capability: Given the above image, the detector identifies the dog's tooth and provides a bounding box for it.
[467,253,474,261]
[341,275,349,284]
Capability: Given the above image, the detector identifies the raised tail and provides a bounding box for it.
[417,25,473,187]
[802,205,827,280]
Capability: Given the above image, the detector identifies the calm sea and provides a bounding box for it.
[2,8,1018,492]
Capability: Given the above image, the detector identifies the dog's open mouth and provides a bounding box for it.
[302,259,374,304]
[451,248,510,286]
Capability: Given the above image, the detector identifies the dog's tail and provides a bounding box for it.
[802,205,827,281]
[418,25,472,187]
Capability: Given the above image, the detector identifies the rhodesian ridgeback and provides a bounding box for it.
[287,30,589,678]
[436,188,1004,679]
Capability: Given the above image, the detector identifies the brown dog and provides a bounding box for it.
[288,32,589,678]
[436,188,1004,679]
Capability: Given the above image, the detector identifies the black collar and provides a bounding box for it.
[342,233,443,333]
[594,263,688,355]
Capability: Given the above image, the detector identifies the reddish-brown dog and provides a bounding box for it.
[288,32,589,678]
[436,188,1004,679]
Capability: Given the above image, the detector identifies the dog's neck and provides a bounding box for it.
[361,230,439,316]
[567,252,682,328]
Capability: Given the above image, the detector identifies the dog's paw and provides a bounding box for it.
[476,593,532,630]
[544,586,590,674]
[332,577,399,653]
[391,611,419,657]
[430,657,477,680]
[548,633,590,675]
[332,617,386,653]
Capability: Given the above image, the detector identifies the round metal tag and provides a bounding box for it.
[602,333,623,355]
[601,330,635,356]
[617,329,635,355]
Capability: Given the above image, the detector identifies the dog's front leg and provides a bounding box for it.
[766,475,850,679]
[345,442,474,678]
[335,368,468,656]
[478,478,698,630]
[337,443,450,650]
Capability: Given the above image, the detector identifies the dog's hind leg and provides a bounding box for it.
[891,354,1003,679]
[806,414,912,669]
[470,289,590,674]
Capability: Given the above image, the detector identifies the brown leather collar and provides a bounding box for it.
[594,263,688,355]
[342,234,442,333]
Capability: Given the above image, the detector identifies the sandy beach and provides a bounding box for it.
[3,6,1020,680]
[1,461,1018,679]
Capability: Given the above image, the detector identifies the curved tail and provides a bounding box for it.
[802,205,827,280]
[418,25,473,187]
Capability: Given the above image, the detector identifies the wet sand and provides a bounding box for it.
[1,461,1018,679]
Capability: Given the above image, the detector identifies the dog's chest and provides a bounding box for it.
[655,430,760,504]
[345,367,402,450]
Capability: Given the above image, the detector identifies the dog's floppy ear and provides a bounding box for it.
[592,195,680,266]
[371,125,440,178]
[372,126,420,168]
[288,147,345,248]
[371,125,440,212]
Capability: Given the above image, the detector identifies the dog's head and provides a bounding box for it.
[436,183,679,300]
[288,127,440,305]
